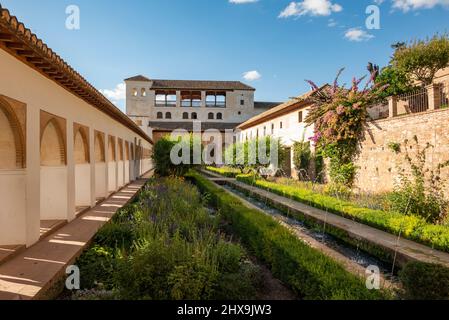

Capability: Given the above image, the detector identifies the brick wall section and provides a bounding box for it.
[355,108,449,193]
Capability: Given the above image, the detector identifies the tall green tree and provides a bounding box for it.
[152,134,201,176]
[224,137,285,175]
[391,34,449,86]
[373,66,415,100]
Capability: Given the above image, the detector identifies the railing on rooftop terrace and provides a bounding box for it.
[156,101,177,108]
[206,102,226,108]
[368,82,449,120]
[397,87,429,114]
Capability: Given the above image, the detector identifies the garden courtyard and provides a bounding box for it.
[1,12,449,301]
[60,34,449,301]
[60,164,449,300]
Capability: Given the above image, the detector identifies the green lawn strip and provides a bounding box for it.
[232,174,449,253]
[187,171,390,300]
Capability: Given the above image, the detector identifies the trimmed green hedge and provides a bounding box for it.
[187,171,390,300]
[235,175,449,253]
[399,262,449,300]
[205,166,241,178]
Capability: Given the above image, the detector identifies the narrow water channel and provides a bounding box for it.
[221,183,400,283]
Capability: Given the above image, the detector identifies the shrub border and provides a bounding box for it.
[205,166,240,178]
[227,179,398,266]
[187,171,390,300]
[204,166,448,254]
[233,174,449,254]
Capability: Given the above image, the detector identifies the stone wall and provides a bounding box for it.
[355,108,449,193]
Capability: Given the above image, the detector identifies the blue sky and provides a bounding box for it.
[1,0,448,111]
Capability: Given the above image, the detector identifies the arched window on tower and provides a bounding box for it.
[208,112,214,120]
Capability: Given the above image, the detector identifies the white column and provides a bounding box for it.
[122,141,125,185]
[176,91,181,108]
[427,83,441,111]
[115,137,119,190]
[201,91,206,108]
[66,119,76,221]
[25,104,41,247]
[388,96,398,118]
[89,127,96,207]
[104,134,109,198]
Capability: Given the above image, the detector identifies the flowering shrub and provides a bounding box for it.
[305,69,387,187]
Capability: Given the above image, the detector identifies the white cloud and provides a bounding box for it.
[100,83,126,103]
[229,0,258,3]
[328,18,337,27]
[392,0,449,12]
[242,70,262,81]
[279,0,343,18]
[344,28,374,42]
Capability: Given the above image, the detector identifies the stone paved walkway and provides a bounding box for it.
[200,170,449,269]
[0,245,25,267]
[0,179,148,300]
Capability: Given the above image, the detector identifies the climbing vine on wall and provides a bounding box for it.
[304,69,387,187]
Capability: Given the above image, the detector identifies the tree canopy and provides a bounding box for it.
[391,34,449,86]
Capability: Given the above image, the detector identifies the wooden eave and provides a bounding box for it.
[0,5,153,144]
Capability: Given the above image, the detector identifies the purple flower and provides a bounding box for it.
[305,80,319,91]
[309,131,322,145]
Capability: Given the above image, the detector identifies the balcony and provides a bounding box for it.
[206,91,226,108]
[181,100,202,108]
[155,101,177,108]
[206,101,226,108]
[155,90,177,108]
[180,91,202,108]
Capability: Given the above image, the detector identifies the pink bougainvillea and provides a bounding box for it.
[303,68,387,186]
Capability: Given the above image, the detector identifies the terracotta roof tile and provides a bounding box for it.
[124,75,151,82]
[254,101,281,109]
[125,75,255,91]
[237,89,320,130]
